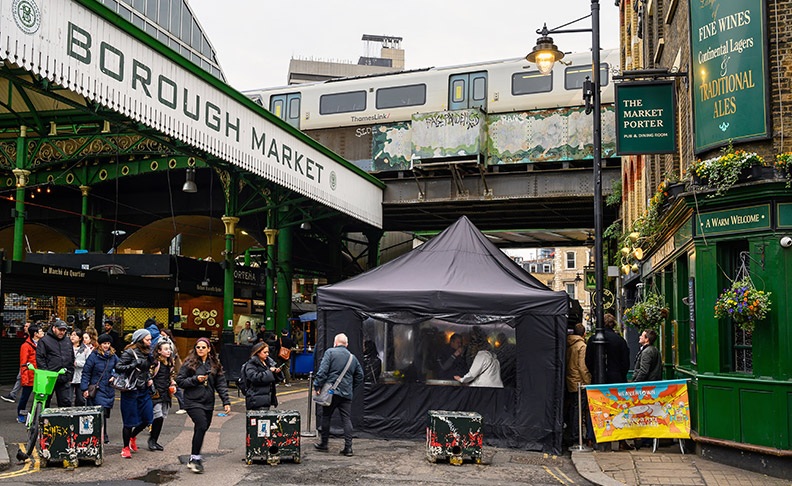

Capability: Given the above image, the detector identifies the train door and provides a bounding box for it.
[269,93,301,129]
[448,71,487,111]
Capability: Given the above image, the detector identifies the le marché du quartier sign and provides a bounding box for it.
[616,81,677,155]
[691,0,769,153]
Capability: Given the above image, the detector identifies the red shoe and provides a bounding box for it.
[121,447,132,458]
[129,437,138,452]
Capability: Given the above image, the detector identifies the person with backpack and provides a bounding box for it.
[240,342,283,410]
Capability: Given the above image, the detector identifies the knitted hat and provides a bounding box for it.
[97,333,113,345]
[131,329,151,344]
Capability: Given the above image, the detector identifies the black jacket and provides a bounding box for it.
[36,328,75,384]
[176,358,230,411]
[115,347,152,391]
[243,356,282,410]
[585,327,630,384]
[150,358,174,406]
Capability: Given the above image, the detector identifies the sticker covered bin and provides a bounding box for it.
[426,410,483,465]
[39,406,104,467]
[246,409,301,465]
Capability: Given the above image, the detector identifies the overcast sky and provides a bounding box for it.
[189,0,622,91]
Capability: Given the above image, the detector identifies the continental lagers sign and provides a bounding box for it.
[616,81,677,155]
[691,0,769,153]
[0,0,382,228]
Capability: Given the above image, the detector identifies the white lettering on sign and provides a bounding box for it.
[0,0,382,227]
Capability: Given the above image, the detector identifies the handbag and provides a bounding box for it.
[111,368,140,391]
[278,338,291,360]
[313,353,354,406]
[87,358,110,398]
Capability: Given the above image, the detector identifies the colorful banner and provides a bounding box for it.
[586,379,691,442]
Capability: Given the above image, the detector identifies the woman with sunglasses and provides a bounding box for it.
[176,338,230,474]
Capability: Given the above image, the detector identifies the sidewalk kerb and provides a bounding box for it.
[571,450,627,486]
[0,436,10,471]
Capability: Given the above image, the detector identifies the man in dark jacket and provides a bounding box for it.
[313,333,363,456]
[585,313,630,384]
[632,329,662,382]
[102,319,123,354]
[36,319,75,407]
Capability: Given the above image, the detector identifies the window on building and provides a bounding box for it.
[157,0,170,30]
[564,64,610,90]
[529,264,538,273]
[511,71,552,95]
[543,264,552,273]
[566,283,576,299]
[566,252,576,270]
[720,241,752,373]
[376,84,426,109]
[319,91,367,115]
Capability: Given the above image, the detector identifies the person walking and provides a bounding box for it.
[101,319,123,354]
[115,329,154,459]
[70,329,90,407]
[36,320,75,407]
[17,324,44,423]
[565,323,591,445]
[81,333,119,443]
[83,328,98,351]
[313,333,363,456]
[148,340,176,451]
[2,322,31,403]
[275,329,294,386]
[176,338,231,474]
[242,342,283,410]
[160,329,186,414]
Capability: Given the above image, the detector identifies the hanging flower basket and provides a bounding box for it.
[623,293,668,332]
[714,277,771,332]
[775,152,792,188]
[689,148,765,197]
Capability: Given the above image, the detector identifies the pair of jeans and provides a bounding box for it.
[17,386,33,415]
[186,408,213,456]
[320,394,353,450]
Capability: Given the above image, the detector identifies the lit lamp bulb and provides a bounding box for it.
[620,247,631,257]
[536,52,555,75]
[621,264,631,275]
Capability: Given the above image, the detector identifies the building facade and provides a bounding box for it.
[618,0,792,474]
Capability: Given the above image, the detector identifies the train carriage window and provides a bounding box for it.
[472,77,486,101]
[320,90,367,115]
[451,79,465,103]
[376,84,427,109]
[271,99,284,119]
[511,71,553,95]
[289,97,300,119]
[564,64,610,90]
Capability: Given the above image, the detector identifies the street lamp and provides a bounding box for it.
[527,0,607,385]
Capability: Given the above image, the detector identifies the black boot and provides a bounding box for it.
[149,418,164,451]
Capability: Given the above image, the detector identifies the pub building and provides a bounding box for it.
[618,0,791,476]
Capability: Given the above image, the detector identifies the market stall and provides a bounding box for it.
[316,216,569,453]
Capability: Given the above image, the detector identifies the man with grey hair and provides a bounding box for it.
[313,333,363,456]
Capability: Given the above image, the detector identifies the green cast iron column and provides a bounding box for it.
[276,224,293,334]
[327,222,343,284]
[264,208,278,332]
[79,185,91,251]
[12,126,29,262]
[222,215,239,345]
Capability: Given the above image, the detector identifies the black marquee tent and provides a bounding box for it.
[316,216,569,453]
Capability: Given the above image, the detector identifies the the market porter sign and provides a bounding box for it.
[616,81,677,155]
[696,204,771,237]
[690,0,769,153]
[0,0,383,227]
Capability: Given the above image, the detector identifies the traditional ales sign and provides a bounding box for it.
[616,81,677,155]
[691,0,769,153]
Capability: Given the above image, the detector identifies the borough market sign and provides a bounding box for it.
[0,0,383,227]
[690,0,769,153]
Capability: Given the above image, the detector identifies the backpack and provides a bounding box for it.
[236,362,248,394]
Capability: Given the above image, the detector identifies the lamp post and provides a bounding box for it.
[527,0,607,384]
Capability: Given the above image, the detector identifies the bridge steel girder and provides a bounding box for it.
[382,166,621,233]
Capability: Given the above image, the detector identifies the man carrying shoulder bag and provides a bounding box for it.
[313,333,363,456]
